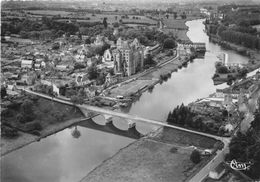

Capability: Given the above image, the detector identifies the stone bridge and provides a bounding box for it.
[23,89,225,142]
[76,115,142,139]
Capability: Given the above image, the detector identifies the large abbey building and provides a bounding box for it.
[112,38,144,77]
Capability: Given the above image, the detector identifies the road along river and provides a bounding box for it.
[1,19,249,182]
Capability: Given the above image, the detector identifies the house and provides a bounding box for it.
[7,83,17,91]
[224,123,234,132]
[209,163,226,180]
[21,60,34,69]
[55,64,72,72]
[75,54,85,62]
[177,44,188,57]
[105,73,120,86]
[40,80,68,96]
[20,72,37,85]
[113,28,119,36]
[217,53,244,70]
[94,35,108,46]
[85,86,97,98]
[41,61,46,68]
[7,73,19,80]
[75,73,92,86]
[102,49,113,62]
[34,63,41,70]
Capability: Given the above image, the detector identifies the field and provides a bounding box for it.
[81,126,217,182]
[151,127,217,149]
[81,139,207,182]
[26,10,72,16]
[109,79,155,97]
[164,28,190,41]
[164,18,188,30]
[25,10,157,25]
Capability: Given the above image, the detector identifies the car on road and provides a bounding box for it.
[201,149,213,156]
[116,95,124,99]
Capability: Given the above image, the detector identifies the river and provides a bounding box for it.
[1,19,249,182]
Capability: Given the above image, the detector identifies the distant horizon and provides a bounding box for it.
[1,0,260,3]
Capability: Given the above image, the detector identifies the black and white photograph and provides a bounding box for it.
[1,0,260,181]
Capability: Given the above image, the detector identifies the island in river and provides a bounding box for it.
[1,16,255,182]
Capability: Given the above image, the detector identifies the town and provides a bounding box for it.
[1,0,260,182]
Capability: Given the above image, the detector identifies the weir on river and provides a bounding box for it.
[1,19,249,182]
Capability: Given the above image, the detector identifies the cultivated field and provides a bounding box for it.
[81,138,207,182]
[26,10,72,16]
[24,10,157,25]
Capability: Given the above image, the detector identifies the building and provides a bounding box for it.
[112,38,144,77]
[177,42,206,54]
[75,73,92,86]
[105,73,120,86]
[21,60,34,69]
[102,49,113,62]
[209,163,226,180]
[20,72,37,85]
[217,53,244,70]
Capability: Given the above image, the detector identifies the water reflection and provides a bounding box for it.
[125,19,249,121]
[1,19,250,182]
[1,127,134,182]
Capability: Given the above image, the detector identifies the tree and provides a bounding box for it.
[87,65,98,80]
[217,65,229,74]
[238,67,248,78]
[85,37,91,44]
[1,87,7,99]
[21,99,33,115]
[74,62,86,70]
[226,130,260,179]
[190,150,201,164]
[103,17,108,29]
[173,12,177,19]
[181,12,187,19]
[144,54,155,66]
[163,38,177,49]
[71,126,81,139]
[52,42,60,50]
[71,95,83,105]
[227,74,234,85]
[251,107,260,131]
[113,22,119,28]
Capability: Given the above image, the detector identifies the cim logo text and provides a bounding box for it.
[227,159,252,171]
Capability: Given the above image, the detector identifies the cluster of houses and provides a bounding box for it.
[190,72,260,135]
[216,53,244,70]
[176,42,206,57]
[2,31,163,100]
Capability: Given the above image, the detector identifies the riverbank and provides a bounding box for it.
[207,34,260,85]
[80,127,218,182]
[1,117,88,156]
[164,16,203,42]
[106,52,195,100]
[1,96,88,157]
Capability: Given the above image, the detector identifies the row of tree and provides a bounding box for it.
[166,104,195,127]
[167,104,227,135]
[219,30,260,50]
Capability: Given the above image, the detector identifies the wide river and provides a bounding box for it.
[1,19,249,182]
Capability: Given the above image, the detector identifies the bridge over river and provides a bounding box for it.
[23,89,226,142]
